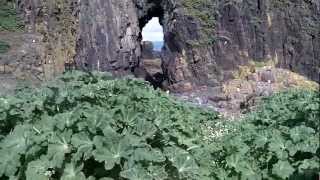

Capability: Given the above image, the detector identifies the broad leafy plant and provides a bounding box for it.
[0,71,319,180]
[0,71,219,180]
[210,90,320,180]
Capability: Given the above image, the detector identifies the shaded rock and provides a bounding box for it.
[169,81,193,93]
[142,58,162,75]
[141,41,155,59]
[0,32,47,82]
[259,70,276,83]
[16,0,79,75]
[173,68,319,118]
[247,73,259,81]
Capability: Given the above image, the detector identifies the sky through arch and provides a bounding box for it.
[142,17,164,42]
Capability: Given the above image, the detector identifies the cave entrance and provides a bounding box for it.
[142,17,164,52]
[141,17,164,75]
[139,16,167,89]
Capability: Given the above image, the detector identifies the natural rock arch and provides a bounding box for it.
[74,0,220,91]
[14,0,319,88]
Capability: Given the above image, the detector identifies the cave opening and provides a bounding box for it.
[140,17,164,79]
[137,3,168,89]
[142,17,164,52]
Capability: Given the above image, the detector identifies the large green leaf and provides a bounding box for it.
[290,126,315,143]
[298,158,319,172]
[272,161,295,179]
[47,130,72,168]
[0,149,21,177]
[133,118,157,138]
[93,129,132,170]
[294,135,319,154]
[71,132,93,161]
[238,161,261,180]
[132,147,165,162]
[1,125,31,153]
[83,109,113,134]
[268,133,289,160]
[25,157,51,180]
[120,165,151,180]
[165,147,199,178]
[147,165,168,180]
[253,130,269,148]
[61,163,86,180]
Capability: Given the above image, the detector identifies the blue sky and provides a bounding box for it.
[142,17,164,42]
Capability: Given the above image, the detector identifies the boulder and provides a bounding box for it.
[141,41,155,59]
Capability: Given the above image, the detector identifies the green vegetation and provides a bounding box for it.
[209,90,319,179]
[0,71,219,179]
[0,1,24,31]
[0,40,10,54]
[0,71,319,179]
[182,0,217,45]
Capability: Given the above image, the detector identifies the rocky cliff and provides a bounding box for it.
[11,0,320,91]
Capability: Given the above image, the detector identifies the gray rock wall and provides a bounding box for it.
[75,0,141,76]
[214,0,320,83]
[74,0,320,87]
[15,0,320,91]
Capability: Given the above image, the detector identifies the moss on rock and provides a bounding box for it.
[182,0,217,45]
[0,1,23,31]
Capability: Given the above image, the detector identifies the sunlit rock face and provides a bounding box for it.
[16,0,319,91]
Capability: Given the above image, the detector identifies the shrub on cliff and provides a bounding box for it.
[209,90,320,179]
[0,40,10,54]
[0,71,219,180]
[0,1,24,31]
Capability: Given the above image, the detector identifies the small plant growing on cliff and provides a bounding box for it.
[0,40,10,54]
[0,1,24,31]
[182,0,217,45]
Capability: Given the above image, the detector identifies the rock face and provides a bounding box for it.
[0,32,46,81]
[16,0,79,76]
[141,41,155,59]
[15,0,320,91]
[214,0,320,83]
[174,67,319,118]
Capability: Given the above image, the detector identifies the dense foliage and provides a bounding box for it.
[0,71,319,180]
[209,90,320,179]
[0,71,218,180]
[0,1,23,31]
